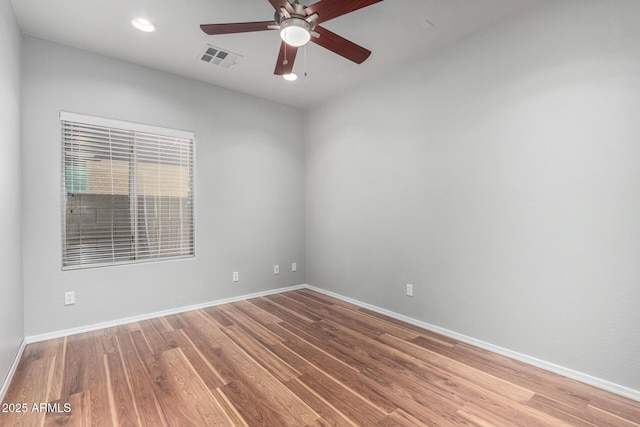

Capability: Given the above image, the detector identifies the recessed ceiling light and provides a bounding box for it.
[131,18,156,32]
[283,73,298,81]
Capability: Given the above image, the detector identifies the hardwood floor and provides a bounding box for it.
[2,289,639,426]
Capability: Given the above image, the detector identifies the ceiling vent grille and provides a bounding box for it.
[199,45,242,69]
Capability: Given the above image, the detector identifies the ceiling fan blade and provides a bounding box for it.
[274,42,298,75]
[200,21,275,35]
[305,0,383,24]
[311,26,371,64]
[268,0,294,13]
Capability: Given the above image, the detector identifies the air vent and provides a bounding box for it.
[199,45,242,69]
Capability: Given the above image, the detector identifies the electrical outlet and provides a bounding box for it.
[233,272,239,282]
[292,262,297,272]
[274,265,280,275]
[64,291,75,306]
[406,284,413,297]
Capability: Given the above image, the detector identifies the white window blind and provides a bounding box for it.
[61,112,195,269]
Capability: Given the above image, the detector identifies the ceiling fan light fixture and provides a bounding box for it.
[283,73,298,81]
[131,18,156,32]
[280,18,311,47]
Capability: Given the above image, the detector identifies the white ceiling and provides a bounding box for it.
[10,0,544,109]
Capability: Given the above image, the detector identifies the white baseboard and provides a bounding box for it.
[25,284,306,344]
[305,285,640,403]
[0,339,26,403]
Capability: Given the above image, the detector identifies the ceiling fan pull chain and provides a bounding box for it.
[283,32,289,65]
[304,44,308,77]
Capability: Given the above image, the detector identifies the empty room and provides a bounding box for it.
[1,0,639,425]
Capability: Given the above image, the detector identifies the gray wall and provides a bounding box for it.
[305,0,640,391]
[0,0,24,390]
[22,37,305,336]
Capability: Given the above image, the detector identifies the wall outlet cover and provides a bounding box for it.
[64,291,75,305]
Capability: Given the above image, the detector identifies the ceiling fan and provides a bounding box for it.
[200,0,383,76]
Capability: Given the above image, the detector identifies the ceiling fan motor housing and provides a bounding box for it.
[280,16,312,31]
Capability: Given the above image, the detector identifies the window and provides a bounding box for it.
[61,112,195,269]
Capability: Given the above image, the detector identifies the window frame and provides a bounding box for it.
[60,111,196,270]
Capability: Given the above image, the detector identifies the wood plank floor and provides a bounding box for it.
[2,289,639,426]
